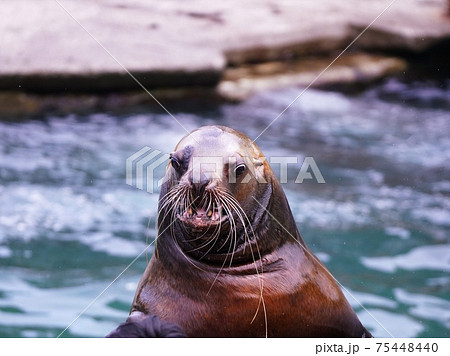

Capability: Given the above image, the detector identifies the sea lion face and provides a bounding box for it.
[159,125,273,262]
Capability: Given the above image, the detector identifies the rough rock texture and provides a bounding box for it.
[218,53,408,100]
[0,0,449,93]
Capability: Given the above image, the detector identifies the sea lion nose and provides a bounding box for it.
[192,182,207,197]
[190,172,209,198]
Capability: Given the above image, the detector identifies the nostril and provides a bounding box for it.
[190,171,210,197]
[192,182,207,197]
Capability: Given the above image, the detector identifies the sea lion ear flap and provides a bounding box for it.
[254,159,263,167]
[252,157,269,184]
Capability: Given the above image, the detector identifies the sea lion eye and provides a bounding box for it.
[170,155,181,170]
[235,163,246,177]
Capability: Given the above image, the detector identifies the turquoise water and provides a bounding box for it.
[0,80,449,337]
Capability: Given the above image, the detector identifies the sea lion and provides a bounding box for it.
[129,125,372,337]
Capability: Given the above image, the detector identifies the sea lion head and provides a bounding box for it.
[157,125,285,265]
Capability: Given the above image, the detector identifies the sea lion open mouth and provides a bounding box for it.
[178,204,228,224]
[177,202,229,230]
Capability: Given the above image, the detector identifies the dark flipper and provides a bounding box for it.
[106,314,185,338]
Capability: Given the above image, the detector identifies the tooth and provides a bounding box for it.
[188,207,193,216]
[207,209,213,217]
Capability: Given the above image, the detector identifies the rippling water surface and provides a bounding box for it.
[0,80,449,337]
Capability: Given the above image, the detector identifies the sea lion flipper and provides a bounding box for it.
[106,314,185,338]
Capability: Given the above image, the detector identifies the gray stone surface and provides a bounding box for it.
[218,54,408,101]
[0,0,449,92]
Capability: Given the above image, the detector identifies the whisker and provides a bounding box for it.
[161,181,268,336]
[217,189,268,337]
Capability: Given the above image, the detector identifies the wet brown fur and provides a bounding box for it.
[129,125,371,337]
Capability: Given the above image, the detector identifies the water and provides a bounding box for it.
[0,79,449,337]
